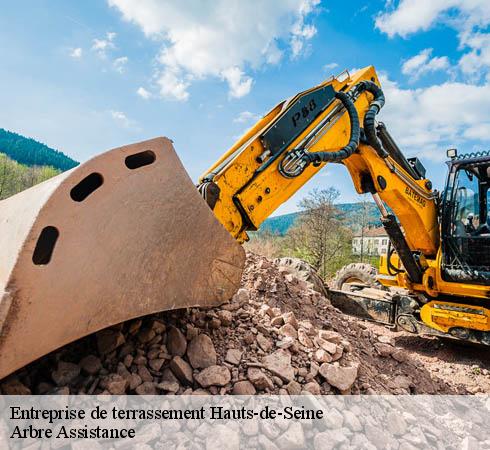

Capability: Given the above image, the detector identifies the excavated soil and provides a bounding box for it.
[1,253,488,395]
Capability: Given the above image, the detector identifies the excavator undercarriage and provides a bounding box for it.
[329,285,490,346]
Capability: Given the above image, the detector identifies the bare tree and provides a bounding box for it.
[245,229,283,259]
[283,188,352,278]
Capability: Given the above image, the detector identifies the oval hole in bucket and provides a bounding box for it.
[32,226,59,265]
[70,173,103,202]
[125,150,156,169]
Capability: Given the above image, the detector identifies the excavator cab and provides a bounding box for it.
[441,150,490,285]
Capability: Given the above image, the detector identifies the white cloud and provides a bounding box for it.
[234,111,260,124]
[221,67,253,99]
[110,109,127,122]
[375,0,456,38]
[378,73,490,161]
[401,48,450,80]
[458,31,490,80]
[70,47,83,59]
[109,110,135,129]
[290,0,319,58]
[113,56,128,73]
[156,69,190,101]
[375,1,490,81]
[375,1,490,38]
[108,0,320,100]
[323,62,339,71]
[136,86,151,99]
[91,31,117,58]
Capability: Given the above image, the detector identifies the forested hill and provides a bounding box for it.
[0,128,78,171]
[261,202,381,235]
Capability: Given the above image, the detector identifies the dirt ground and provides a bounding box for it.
[1,253,488,396]
[364,321,490,394]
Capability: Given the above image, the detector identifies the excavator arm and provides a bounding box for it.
[200,66,439,286]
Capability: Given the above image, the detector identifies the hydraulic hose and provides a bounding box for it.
[282,80,387,178]
[303,90,360,164]
[387,240,403,276]
[357,80,388,158]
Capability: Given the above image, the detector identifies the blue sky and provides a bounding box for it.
[1,0,489,215]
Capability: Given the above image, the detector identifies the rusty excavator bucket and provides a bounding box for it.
[0,137,245,380]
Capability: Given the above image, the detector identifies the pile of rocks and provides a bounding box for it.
[0,253,459,395]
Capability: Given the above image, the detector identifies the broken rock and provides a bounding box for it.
[169,356,193,385]
[187,334,217,369]
[195,365,231,387]
[270,316,284,327]
[298,329,314,348]
[225,349,242,365]
[276,336,295,349]
[375,343,394,357]
[217,310,233,326]
[319,363,358,391]
[316,337,337,354]
[263,349,294,382]
[149,319,166,334]
[149,358,165,372]
[285,380,302,395]
[137,328,156,344]
[314,349,332,364]
[232,288,250,305]
[1,378,31,395]
[52,361,80,386]
[167,326,187,356]
[232,380,256,395]
[282,312,299,329]
[129,373,142,390]
[318,330,342,344]
[247,368,274,391]
[79,355,102,375]
[101,373,128,395]
[303,381,321,395]
[156,381,180,394]
[96,329,125,355]
[135,381,157,395]
[280,323,298,339]
[257,333,273,352]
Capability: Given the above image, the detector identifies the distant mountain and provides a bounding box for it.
[260,202,381,235]
[0,128,78,171]
[260,212,298,235]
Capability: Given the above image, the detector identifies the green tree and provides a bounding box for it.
[0,153,61,200]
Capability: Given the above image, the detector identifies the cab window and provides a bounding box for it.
[452,168,480,236]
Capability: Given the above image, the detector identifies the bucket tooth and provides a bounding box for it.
[0,137,245,380]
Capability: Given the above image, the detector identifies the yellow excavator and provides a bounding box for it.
[197,65,490,346]
[0,66,489,380]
